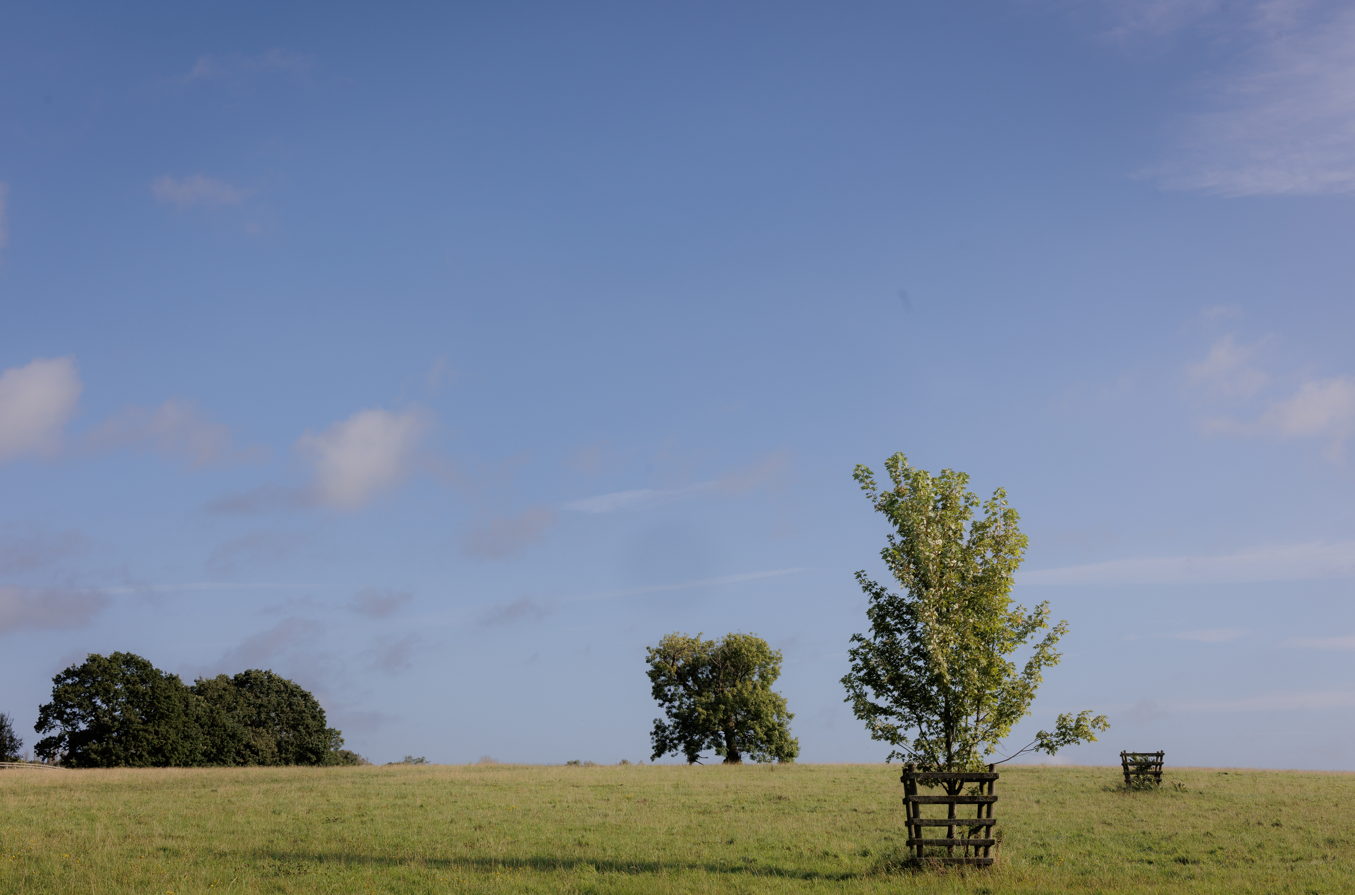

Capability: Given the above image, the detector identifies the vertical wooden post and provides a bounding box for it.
[946,796,956,859]
[984,763,994,859]
[902,763,921,860]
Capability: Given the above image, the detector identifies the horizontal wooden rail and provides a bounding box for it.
[910,817,997,826]
[907,838,997,848]
[905,771,1000,782]
[905,795,997,804]
[0,762,64,770]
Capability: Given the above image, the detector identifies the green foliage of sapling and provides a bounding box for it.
[841,454,1108,778]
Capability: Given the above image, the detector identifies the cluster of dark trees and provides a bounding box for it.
[29,652,362,768]
[645,452,1107,770]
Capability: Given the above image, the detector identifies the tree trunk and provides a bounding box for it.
[722,726,741,764]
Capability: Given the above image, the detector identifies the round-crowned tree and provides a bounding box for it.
[192,669,341,766]
[646,632,798,765]
[34,652,203,768]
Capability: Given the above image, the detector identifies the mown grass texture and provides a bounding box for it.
[2,763,1351,894]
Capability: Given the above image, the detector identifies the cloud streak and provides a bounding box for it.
[184,49,314,82]
[1022,540,1355,586]
[99,581,318,595]
[1158,628,1247,643]
[562,451,788,514]
[1168,690,1355,713]
[1137,1,1355,195]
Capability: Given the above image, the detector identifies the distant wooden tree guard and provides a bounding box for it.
[1120,751,1164,787]
[901,763,998,866]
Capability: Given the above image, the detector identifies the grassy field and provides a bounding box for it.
[1,762,1351,894]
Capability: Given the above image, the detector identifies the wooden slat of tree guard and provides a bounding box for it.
[1121,750,1165,787]
[901,763,997,866]
[909,772,1000,782]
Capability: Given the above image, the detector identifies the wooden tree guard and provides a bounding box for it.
[1120,751,1164,787]
[901,763,998,866]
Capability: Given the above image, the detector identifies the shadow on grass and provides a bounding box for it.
[237,849,863,881]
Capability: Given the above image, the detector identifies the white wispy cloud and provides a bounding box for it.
[1110,688,1355,717]
[1022,540,1355,585]
[0,356,82,462]
[85,399,254,467]
[1257,376,1355,438]
[100,581,319,595]
[295,407,430,510]
[1282,635,1355,650]
[1099,0,1221,38]
[1131,1,1355,195]
[1189,334,1269,398]
[152,174,251,209]
[1186,333,1355,461]
[1203,375,1355,459]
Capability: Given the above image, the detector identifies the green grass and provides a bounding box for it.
[2,763,1352,893]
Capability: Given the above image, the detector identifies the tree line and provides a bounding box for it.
[12,652,360,768]
[6,452,1106,771]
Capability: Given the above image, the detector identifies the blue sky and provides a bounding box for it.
[3,1,1354,768]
